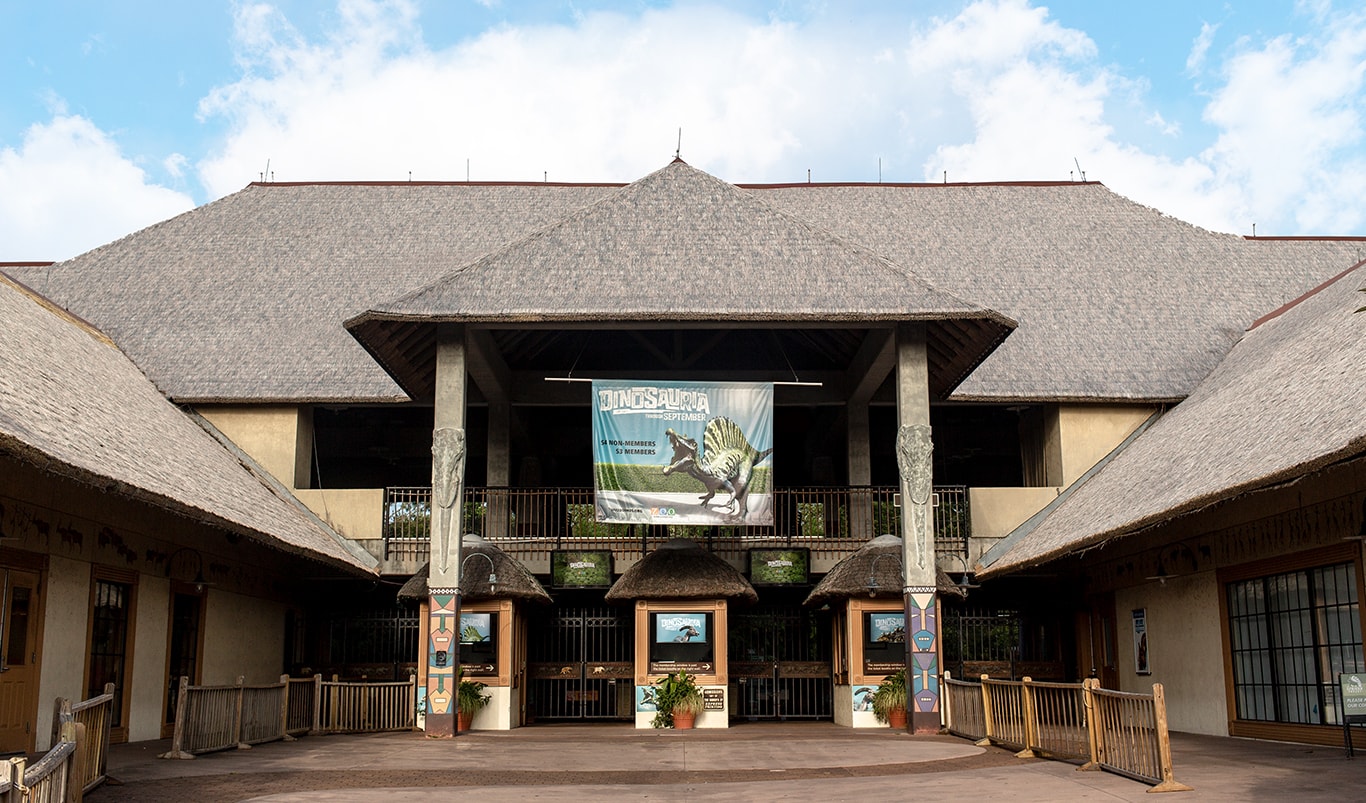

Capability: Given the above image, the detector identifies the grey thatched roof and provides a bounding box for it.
[605,538,758,603]
[0,276,376,574]
[758,187,1365,401]
[804,534,967,607]
[12,166,1363,404]
[979,261,1366,576]
[396,536,552,604]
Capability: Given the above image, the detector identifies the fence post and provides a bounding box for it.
[159,676,195,759]
[1148,684,1193,793]
[1016,677,1038,758]
[310,674,323,736]
[9,757,26,802]
[279,675,295,742]
[1077,678,1101,772]
[67,720,86,803]
[234,676,251,750]
[977,674,993,746]
[51,696,67,752]
[942,671,953,732]
[409,673,419,730]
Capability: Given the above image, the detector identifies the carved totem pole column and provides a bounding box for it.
[895,324,939,734]
[426,325,467,737]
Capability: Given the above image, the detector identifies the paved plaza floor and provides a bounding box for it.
[90,722,1366,802]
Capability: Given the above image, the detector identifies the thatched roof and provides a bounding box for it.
[397,535,552,604]
[11,165,1360,405]
[348,160,1013,400]
[605,538,758,603]
[979,261,1366,577]
[804,534,967,607]
[0,276,376,574]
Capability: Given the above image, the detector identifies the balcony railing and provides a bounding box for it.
[383,485,970,564]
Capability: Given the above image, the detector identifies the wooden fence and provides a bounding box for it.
[943,672,1191,793]
[1,699,82,803]
[163,674,417,760]
[58,683,115,795]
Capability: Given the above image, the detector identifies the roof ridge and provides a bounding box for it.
[1248,257,1366,330]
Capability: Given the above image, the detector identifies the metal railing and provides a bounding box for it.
[943,674,1191,793]
[384,485,971,562]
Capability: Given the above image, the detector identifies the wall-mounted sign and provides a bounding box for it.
[648,611,715,672]
[1132,609,1150,675]
[592,380,773,526]
[748,548,810,585]
[459,611,497,676]
[862,611,906,674]
[703,688,725,711]
[552,550,613,587]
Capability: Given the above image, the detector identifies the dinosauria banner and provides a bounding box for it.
[592,380,773,526]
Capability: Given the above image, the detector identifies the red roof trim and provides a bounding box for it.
[1248,258,1366,330]
[248,180,625,188]
[738,180,1101,189]
[0,261,56,268]
[244,179,1102,190]
[1245,235,1366,242]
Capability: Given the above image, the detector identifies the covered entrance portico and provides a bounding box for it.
[344,160,1015,735]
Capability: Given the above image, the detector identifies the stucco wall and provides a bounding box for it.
[128,576,170,742]
[295,488,384,541]
[969,487,1061,539]
[201,590,287,685]
[1055,405,1157,487]
[196,404,306,488]
[34,555,90,751]
[1114,573,1228,736]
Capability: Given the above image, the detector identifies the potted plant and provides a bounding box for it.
[456,671,491,732]
[651,670,702,729]
[872,668,908,729]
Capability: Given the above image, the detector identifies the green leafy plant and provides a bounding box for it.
[456,669,491,713]
[872,668,908,724]
[651,670,700,728]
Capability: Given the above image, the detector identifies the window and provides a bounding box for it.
[89,578,133,730]
[1227,562,1363,725]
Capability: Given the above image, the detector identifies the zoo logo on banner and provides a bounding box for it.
[592,380,773,526]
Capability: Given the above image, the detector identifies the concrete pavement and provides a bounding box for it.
[91,722,1366,802]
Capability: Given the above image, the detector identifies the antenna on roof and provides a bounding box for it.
[878,158,882,183]
[544,171,548,182]
[943,170,947,184]
[264,159,270,183]
[466,159,470,183]
[1073,157,1086,181]
[675,128,682,160]
[1252,223,1257,237]
[807,168,811,183]
[408,171,412,182]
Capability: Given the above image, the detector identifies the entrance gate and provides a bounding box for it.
[527,606,634,720]
[729,606,832,720]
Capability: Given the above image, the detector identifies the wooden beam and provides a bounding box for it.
[846,329,896,406]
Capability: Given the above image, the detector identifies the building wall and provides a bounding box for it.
[128,576,170,742]
[295,488,384,541]
[202,590,288,685]
[1051,405,1157,487]
[196,404,308,488]
[34,555,90,751]
[1114,573,1227,736]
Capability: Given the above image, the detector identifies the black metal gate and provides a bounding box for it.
[729,606,832,720]
[527,606,634,720]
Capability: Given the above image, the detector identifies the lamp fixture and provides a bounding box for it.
[866,553,902,598]
[461,551,498,595]
[165,547,215,593]
[1145,543,1200,584]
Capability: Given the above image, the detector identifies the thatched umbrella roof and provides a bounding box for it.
[804,534,968,607]
[397,534,551,604]
[605,538,758,604]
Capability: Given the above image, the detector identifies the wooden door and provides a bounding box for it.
[0,569,43,754]
[1077,594,1119,689]
[162,590,204,737]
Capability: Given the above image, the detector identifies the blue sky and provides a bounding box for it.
[3,1,1365,259]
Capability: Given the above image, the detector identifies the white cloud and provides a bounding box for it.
[0,115,194,260]
[1187,22,1217,76]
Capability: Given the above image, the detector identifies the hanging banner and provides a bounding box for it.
[592,380,773,525]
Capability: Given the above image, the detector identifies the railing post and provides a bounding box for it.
[10,757,26,802]
[1078,678,1101,772]
[1017,677,1038,758]
[233,676,250,750]
[942,670,953,731]
[159,676,195,759]
[409,673,419,730]
[52,695,67,752]
[1148,683,1193,793]
[311,674,323,736]
[279,675,295,742]
[977,674,993,746]
[67,720,86,803]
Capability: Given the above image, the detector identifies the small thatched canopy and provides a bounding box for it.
[804,534,968,607]
[605,538,758,604]
[397,534,552,604]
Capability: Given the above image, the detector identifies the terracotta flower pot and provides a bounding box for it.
[672,711,697,730]
[457,710,475,732]
[886,707,907,729]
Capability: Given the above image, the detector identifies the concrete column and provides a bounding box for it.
[486,401,511,538]
[427,324,467,737]
[895,323,939,734]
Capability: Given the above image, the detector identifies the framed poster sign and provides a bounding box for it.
[1132,608,1150,675]
[551,550,613,587]
[459,611,498,676]
[749,548,810,585]
[862,611,906,674]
